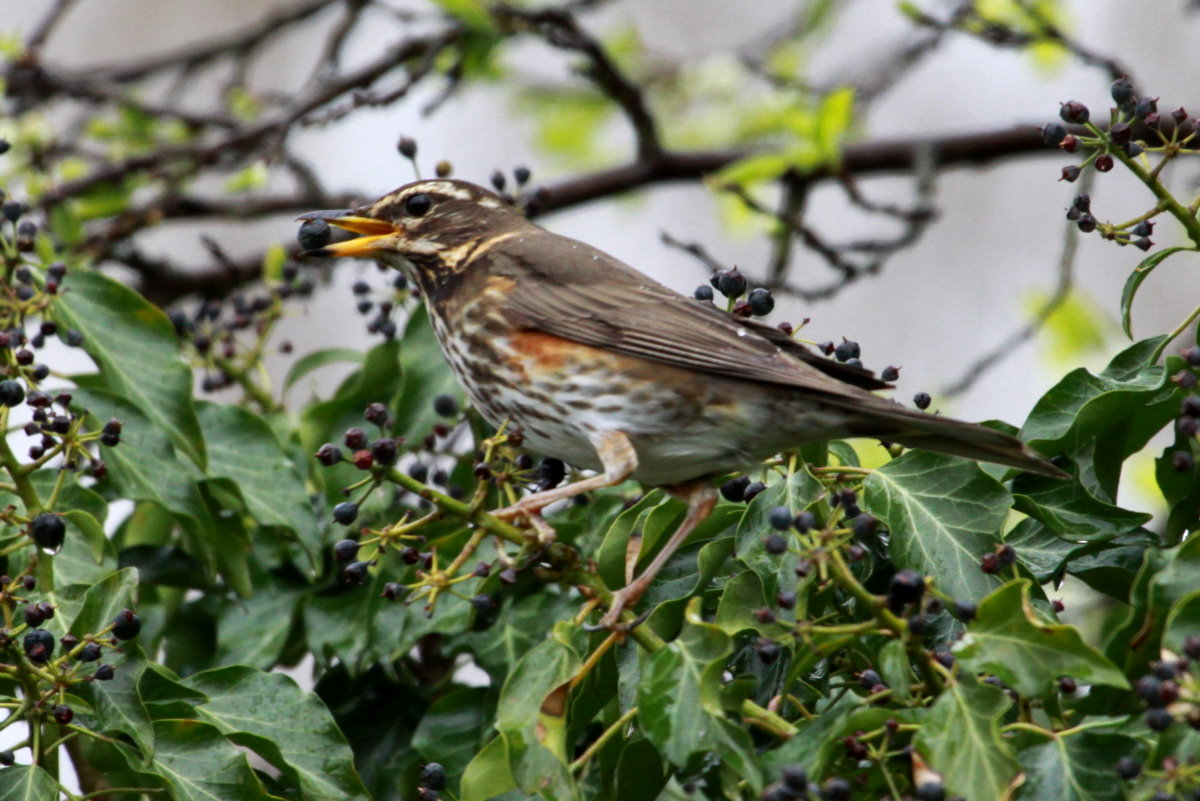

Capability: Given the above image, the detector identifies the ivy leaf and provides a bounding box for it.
[54,268,205,467]
[1104,534,1200,674]
[862,451,1011,603]
[1120,247,1192,338]
[1015,730,1146,801]
[460,735,517,801]
[150,719,276,801]
[735,465,822,596]
[0,765,60,801]
[954,579,1128,698]
[637,598,759,788]
[283,347,362,395]
[1012,474,1151,541]
[197,402,320,569]
[1020,339,1180,494]
[299,340,403,455]
[413,687,491,779]
[914,678,1018,801]
[76,645,154,763]
[185,666,370,801]
[71,387,220,577]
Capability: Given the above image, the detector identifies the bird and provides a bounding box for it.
[299,178,1063,628]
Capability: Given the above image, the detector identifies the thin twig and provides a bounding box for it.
[941,169,1092,397]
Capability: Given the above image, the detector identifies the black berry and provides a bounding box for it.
[433,394,458,417]
[887,570,925,608]
[720,476,751,502]
[23,629,55,663]
[78,642,102,662]
[693,285,714,301]
[111,609,141,640]
[1059,100,1089,124]
[332,502,359,525]
[94,663,115,681]
[747,287,774,315]
[913,392,932,410]
[420,763,447,791]
[716,268,747,299]
[764,533,788,555]
[1111,78,1134,105]
[0,380,24,407]
[742,481,767,502]
[768,506,793,530]
[298,219,332,251]
[1115,756,1140,780]
[333,539,359,562]
[1041,122,1067,145]
[316,443,342,466]
[30,513,65,550]
[834,340,860,362]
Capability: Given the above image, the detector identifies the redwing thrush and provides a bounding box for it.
[300,179,1063,627]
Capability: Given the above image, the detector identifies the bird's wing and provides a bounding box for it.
[481,232,889,395]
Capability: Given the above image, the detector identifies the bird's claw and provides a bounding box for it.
[594,586,651,631]
[493,502,556,544]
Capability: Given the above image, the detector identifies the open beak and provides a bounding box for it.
[296,210,400,258]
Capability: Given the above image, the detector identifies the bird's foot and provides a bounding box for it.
[492,501,557,544]
[595,582,650,631]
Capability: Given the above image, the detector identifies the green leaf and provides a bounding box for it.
[54,268,205,467]
[596,490,668,589]
[460,735,517,801]
[1155,428,1200,540]
[954,580,1128,698]
[914,678,1018,801]
[735,466,823,596]
[0,765,60,801]
[283,347,362,394]
[1015,730,1146,801]
[77,645,154,761]
[185,666,370,801]
[1163,588,1200,656]
[413,687,491,780]
[299,340,403,455]
[197,402,320,568]
[1012,474,1151,542]
[1120,247,1192,338]
[878,639,914,700]
[150,719,275,801]
[637,598,757,788]
[1105,534,1200,673]
[53,509,116,588]
[862,451,1012,602]
[214,569,303,669]
[1020,339,1178,487]
[71,387,218,574]
[67,567,138,640]
[496,623,580,736]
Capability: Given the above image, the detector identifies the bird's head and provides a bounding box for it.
[298,179,533,289]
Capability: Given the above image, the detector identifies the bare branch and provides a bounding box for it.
[497,4,663,161]
[24,0,81,54]
[941,170,1092,397]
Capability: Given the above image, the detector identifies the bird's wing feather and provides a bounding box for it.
[481,233,889,394]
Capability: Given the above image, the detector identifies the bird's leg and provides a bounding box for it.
[599,480,717,630]
[492,430,637,523]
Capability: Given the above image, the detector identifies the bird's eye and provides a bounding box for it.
[405,193,432,217]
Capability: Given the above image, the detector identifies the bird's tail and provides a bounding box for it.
[841,396,1066,478]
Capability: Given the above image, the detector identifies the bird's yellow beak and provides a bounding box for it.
[296,210,399,258]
